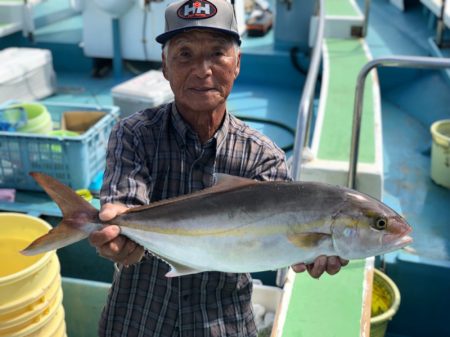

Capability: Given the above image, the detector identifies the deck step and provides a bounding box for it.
[0,1,26,38]
[33,14,82,44]
[0,21,21,38]
[325,0,365,38]
[34,7,79,29]
[32,0,82,44]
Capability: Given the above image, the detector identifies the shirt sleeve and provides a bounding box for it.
[237,123,293,182]
[250,144,293,182]
[100,120,153,207]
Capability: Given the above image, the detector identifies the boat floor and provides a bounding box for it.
[363,0,450,263]
[383,98,450,262]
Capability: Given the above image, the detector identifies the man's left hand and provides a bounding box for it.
[291,255,349,279]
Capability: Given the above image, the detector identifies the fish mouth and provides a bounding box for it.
[392,235,413,249]
[383,226,413,249]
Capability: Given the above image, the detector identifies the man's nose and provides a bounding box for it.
[192,56,213,78]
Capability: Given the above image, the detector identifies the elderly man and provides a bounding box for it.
[89,1,348,336]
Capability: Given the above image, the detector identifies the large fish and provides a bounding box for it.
[21,172,412,277]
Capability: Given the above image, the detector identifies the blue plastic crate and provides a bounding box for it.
[0,102,119,191]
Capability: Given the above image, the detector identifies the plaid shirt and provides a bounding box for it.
[99,103,291,337]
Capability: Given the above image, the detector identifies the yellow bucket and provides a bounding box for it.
[0,213,58,308]
[0,287,62,336]
[0,262,61,318]
[430,119,450,188]
[0,213,66,337]
[370,269,401,337]
[0,275,61,332]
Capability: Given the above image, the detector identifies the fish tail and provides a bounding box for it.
[21,172,100,256]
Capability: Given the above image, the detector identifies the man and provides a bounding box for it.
[89,1,348,336]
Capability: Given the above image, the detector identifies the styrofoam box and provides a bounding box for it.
[111,70,174,117]
[0,47,56,102]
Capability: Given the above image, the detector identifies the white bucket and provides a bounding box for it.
[430,119,450,188]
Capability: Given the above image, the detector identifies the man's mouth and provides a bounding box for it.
[190,87,216,92]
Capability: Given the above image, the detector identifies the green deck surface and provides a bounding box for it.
[325,0,360,17]
[317,38,375,163]
[282,260,367,337]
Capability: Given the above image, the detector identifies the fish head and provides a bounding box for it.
[331,189,412,259]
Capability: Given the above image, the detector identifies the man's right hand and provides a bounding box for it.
[88,203,145,266]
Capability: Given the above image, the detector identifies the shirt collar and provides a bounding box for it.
[170,102,229,148]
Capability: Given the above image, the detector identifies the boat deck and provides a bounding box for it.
[362,0,450,263]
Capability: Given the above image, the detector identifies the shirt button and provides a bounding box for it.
[182,294,190,302]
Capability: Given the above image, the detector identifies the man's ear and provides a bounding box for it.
[234,51,241,79]
[162,52,168,80]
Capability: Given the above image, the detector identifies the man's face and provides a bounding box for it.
[162,30,240,114]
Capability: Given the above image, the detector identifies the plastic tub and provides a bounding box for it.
[0,213,66,336]
[2,302,65,337]
[430,119,450,188]
[0,288,62,336]
[0,275,60,331]
[0,214,59,311]
[8,103,53,134]
[370,269,401,337]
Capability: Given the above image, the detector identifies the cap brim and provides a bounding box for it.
[156,26,241,46]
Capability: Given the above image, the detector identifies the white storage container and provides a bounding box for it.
[0,47,56,102]
[111,70,173,117]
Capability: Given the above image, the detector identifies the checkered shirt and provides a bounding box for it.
[99,102,291,337]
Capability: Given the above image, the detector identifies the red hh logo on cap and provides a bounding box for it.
[177,0,217,19]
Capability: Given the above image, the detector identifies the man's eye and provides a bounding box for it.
[180,51,191,57]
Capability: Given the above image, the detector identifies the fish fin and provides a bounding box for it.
[165,263,203,278]
[21,220,89,256]
[21,172,100,256]
[124,174,257,215]
[143,250,204,277]
[214,173,257,188]
[287,232,331,249]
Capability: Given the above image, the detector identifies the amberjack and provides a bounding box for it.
[21,172,412,277]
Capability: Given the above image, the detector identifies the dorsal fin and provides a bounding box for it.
[124,174,258,215]
[215,173,256,187]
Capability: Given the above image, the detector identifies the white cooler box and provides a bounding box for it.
[111,70,174,117]
[0,47,56,102]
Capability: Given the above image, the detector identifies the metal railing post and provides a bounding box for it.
[348,56,450,189]
[291,0,325,181]
[277,0,325,288]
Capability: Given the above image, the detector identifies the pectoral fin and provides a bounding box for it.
[165,262,204,278]
[146,250,204,277]
[287,232,331,248]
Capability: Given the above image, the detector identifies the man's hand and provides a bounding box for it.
[88,203,145,266]
[291,255,349,279]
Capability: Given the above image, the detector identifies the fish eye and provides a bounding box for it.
[374,218,387,230]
